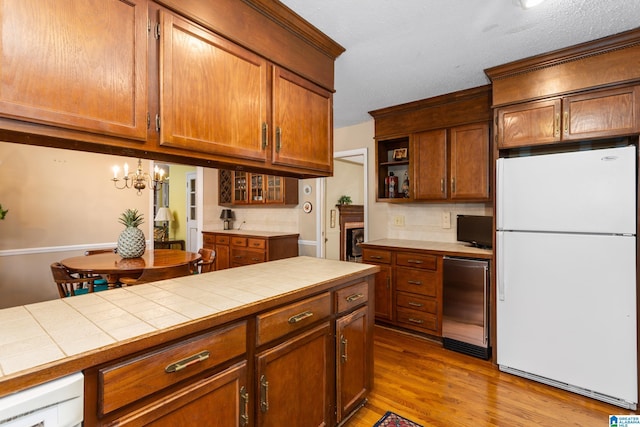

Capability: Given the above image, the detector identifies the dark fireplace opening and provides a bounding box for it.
[346,227,365,261]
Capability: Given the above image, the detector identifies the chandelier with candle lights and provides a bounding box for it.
[111,159,166,195]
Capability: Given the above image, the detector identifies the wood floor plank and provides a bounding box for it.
[343,325,637,426]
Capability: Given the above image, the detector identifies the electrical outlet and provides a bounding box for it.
[393,215,405,227]
[442,212,451,229]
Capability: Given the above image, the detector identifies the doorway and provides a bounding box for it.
[323,148,368,260]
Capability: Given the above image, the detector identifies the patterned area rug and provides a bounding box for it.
[373,411,423,427]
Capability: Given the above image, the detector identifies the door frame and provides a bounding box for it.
[321,148,368,259]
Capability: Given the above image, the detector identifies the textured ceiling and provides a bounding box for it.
[279,0,640,128]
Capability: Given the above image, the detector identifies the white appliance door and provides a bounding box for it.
[496,231,637,404]
[496,146,636,234]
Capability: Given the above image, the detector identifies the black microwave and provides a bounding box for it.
[456,215,493,249]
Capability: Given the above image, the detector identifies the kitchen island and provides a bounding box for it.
[0,256,378,426]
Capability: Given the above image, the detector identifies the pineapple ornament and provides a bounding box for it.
[117,209,146,258]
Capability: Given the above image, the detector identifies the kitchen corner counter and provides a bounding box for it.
[360,239,493,259]
[0,256,377,397]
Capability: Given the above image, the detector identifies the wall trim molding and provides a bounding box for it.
[0,241,150,257]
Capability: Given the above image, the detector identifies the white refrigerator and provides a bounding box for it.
[496,145,638,409]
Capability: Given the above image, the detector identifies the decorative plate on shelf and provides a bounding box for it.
[303,201,313,213]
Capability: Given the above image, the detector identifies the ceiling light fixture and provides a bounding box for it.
[111,159,166,195]
[520,0,546,8]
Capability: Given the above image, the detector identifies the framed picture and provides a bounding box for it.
[393,148,408,161]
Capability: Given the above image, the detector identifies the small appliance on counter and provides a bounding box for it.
[456,215,492,249]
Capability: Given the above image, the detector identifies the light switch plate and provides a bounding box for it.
[442,212,451,229]
[393,215,405,227]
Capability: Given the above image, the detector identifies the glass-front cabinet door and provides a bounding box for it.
[251,174,264,202]
[233,171,249,204]
[266,175,283,203]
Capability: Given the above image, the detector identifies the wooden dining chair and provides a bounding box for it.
[82,248,116,286]
[192,248,216,274]
[50,262,107,298]
[119,264,192,286]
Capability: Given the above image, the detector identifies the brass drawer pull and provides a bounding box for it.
[345,293,364,303]
[369,255,383,260]
[408,318,424,324]
[288,310,314,324]
[260,375,269,412]
[408,302,424,307]
[165,350,210,373]
[240,386,249,426]
[407,259,424,264]
[340,335,348,363]
[407,280,422,285]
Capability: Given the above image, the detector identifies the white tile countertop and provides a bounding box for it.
[360,239,493,258]
[0,256,377,395]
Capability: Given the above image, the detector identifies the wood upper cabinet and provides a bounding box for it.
[450,123,490,200]
[271,67,333,174]
[413,123,490,202]
[496,86,640,148]
[218,170,298,206]
[0,0,148,141]
[157,10,268,162]
[413,129,447,200]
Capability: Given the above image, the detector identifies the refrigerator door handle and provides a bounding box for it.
[497,231,505,301]
[496,158,504,230]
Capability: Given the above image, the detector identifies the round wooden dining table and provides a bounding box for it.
[60,249,201,288]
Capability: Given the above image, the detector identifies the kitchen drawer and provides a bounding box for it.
[231,248,266,265]
[231,237,247,247]
[335,281,369,314]
[396,308,437,333]
[396,291,436,314]
[247,238,266,249]
[215,235,230,245]
[396,252,438,270]
[395,267,438,297]
[98,321,247,415]
[256,292,331,346]
[203,234,215,246]
[361,248,392,264]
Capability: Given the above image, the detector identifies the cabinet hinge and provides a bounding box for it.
[155,114,160,132]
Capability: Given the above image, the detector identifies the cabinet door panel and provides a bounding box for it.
[497,99,561,148]
[374,265,393,320]
[114,362,247,427]
[256,323,331,427]
[564,86,639,140]
[0,0,148,140]
[272,67,332,173]
[159,12,268,161]
[450,122,490,200]
[413,129,447,200]
[336,307,368,423]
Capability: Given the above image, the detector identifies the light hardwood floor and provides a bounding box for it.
[343,325,637,427]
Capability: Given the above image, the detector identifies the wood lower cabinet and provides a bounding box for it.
[256,322,332,427]
[496,85,640,149]
[336,306,369,423]
[203,231,299,270]
[83,274,375,427]
[360,248,393,321]
[362,245,443,337]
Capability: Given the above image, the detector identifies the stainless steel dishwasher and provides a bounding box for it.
[442,257,490,359]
